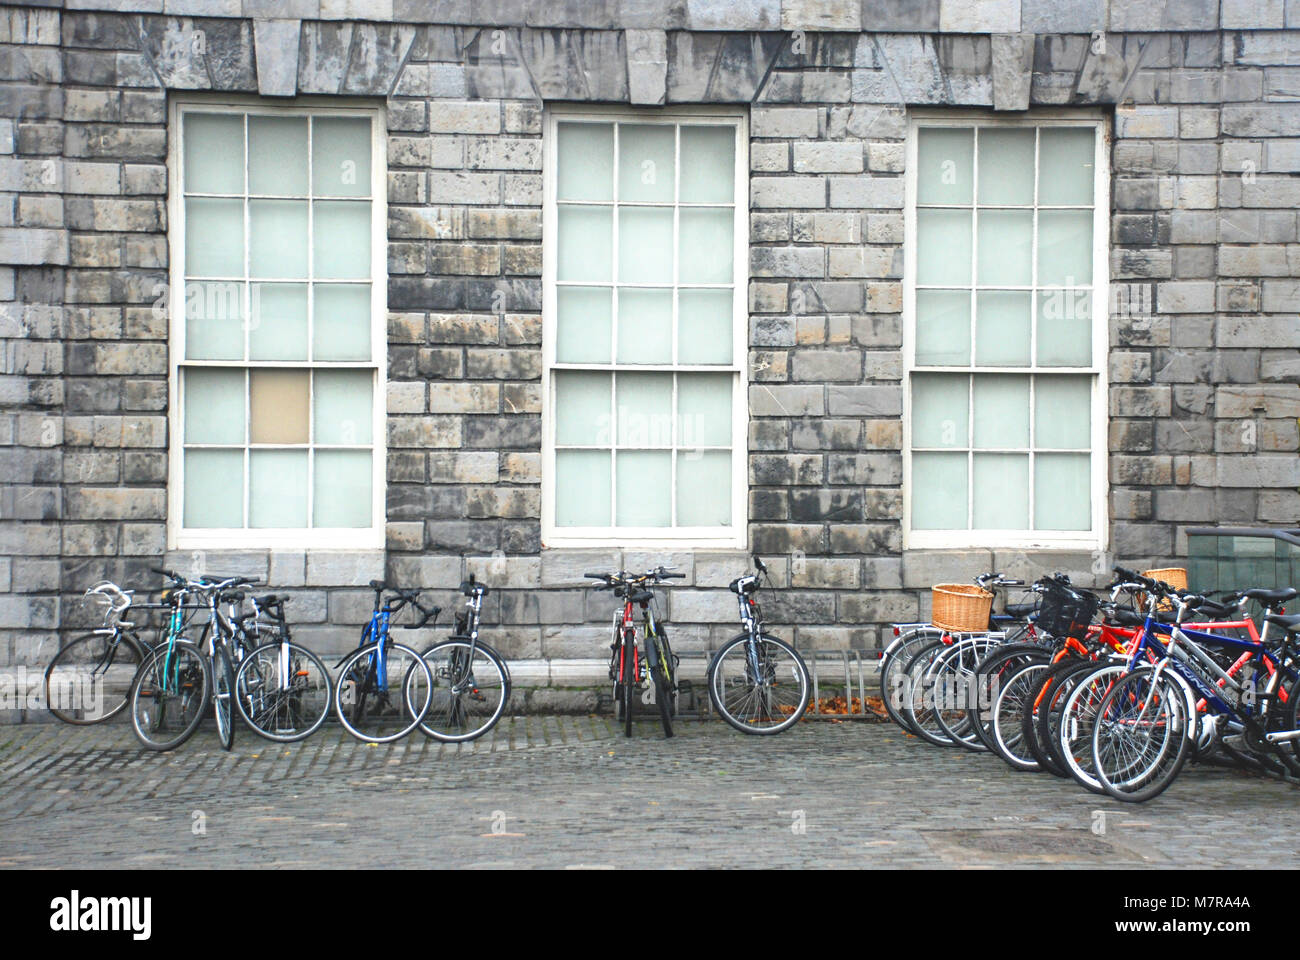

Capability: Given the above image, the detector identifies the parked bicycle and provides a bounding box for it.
[232,593,332,743]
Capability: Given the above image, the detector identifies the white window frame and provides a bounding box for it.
[902,110,1110,551]
[541,105,749,549]
[167,95,387,551]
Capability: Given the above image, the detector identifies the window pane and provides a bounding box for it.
[1037,210,1092,285]
[314,283,372,361]
[314,369,373,445]
[313,201,370,279]
[249,116,307,195]
[912,452,967,529]
[1034,376,1091,449]
[619,207,673,283]
[911,373,968,448]
[184,113,243,194]
[250,283,307,361]
[977,128,1035,205]
[680,126,734,203]
[677,451,731,526]
[677,373,731,448]
[617,288,672,364]
[554,371,611,446]
[973,454,1028,529]
[250,449,307,528]
[974,291,1030,366]
[1038,127,1094,205]
[617,372,673,447]
[678,207,733,283]
[557,122,613,202]
[557,205,612,281]
[616,450,670,526]
[972,375,1029,449]
[915,289,970,366]
[249,199,308,279]
[677,289,733,364]
[185,281,244,361]
[185,368,244,444]
[314,449,372,527]
[917,127,973,204]
[249,369,309,444]
[313,116,371,198]
[916,209,971,285]
[977,209,1032,286]
[556,286,612,363]
[555,449,611,526]
[618,123,674,203]
[1035,453,1090,530]
[186,198,244,277]
[1036,289,1092,366]
[184,449,243,527]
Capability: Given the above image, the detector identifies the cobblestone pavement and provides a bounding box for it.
[1,717,1296,869]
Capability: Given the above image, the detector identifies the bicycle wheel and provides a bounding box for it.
[646,631,674,739]
[1056,664,1128,794]
[335,641,432,743]
[1032,658,1098,777]
[880,627,944,732]
[989,661,1049,771]
[933,636,1002,751]
[621,631,635,737]
[1092,666,1194,803]
[213,643,236,751]
[44,631,145,724]
[129,641,210,752]
[901,639,962,747]
[235,640,332,742]
[708,632,810,735]
[416,639,510,742]
[967,643,1046,752]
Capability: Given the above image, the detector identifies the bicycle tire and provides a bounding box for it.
[880,627,944,733]
[933,636,1003,751]
[707,632,810,735]
[44,631,145,725]
[129,641,210,752]
[647,632,673,739]
[415,638,511,742]
[234,640,332,743]
[335,641,432,743]
[1056,663,1127,794]
[1028,658,1096,778]
[1091,666,1194,803]
[901,639,963,747]
[213,643,236,751]
[622,630,635,737]
[966,642,1047,752]
[989,661,1050,771]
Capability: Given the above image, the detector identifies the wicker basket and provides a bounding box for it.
[1140,567,1188,611]
[931,583,994,633]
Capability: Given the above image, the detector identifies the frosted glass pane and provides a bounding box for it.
[911,452,967,530]
[1037,210,1092,286]
[917,127,973,204]
[184,449,243,528]
[185,281,244,361]
[313,201,370,279]
[186,198,244,277]
[678,207,733,283]
[1038,127,1094,205]
[977,210,1032,285]
[314,369,372,445]
[314,450,372,527]
[617,288,672,364]
[677,289,733,364]
[677,373,731,448]
[249,200,307,279]
[314,283,372,361]
[977,129,1035,205]
[617,373,673,447]
[557,205,612,281]
[184,113,243,194]
[556,286,612,363]
[975,291,1031,366]
[1037,289,1092,366]
[616,451,670,527]
[555,450,611,526]
[249,369,308,444]
[1034,376,1091,449]
[1035,453,1091,530]
[557,122,613,202]
[911,373,967,448]
[973,375,1029,449]
[250,450,307,528]
[554,371,611,446]
[249,116,307,196]
[973,454,1028,529]
[916,209,971,285]
[619,207,673,283]
[677,451,731,526]
[680,126,735,203]
[915,289,970,366]
[618,124,675,203]
[250,283,307,361]
[313,116,371,198]
[185,368,245,445]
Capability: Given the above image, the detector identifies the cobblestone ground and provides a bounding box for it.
[1,717,1296,869]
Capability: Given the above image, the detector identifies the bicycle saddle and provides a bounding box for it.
[1004,602,1036,618]
[368,579,386,591]
[1263,613,1300,634]
[460,580,489,597]
[1243,587,1297,607]
[729,576,757,595]
[627,588,654,603]
[254,593,288,607]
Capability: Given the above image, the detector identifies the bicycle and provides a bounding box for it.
[232,593,332,743]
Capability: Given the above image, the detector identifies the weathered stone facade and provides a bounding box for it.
[3,1,1299,699]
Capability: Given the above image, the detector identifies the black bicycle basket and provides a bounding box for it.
[1034,581,1101,640]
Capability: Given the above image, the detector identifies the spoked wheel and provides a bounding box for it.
[416,639,510,743]
[933,636,1003,751]
[44,632,145,725]
[1029,658,1097,778]
[880,628,944,733]
[1092,666,1194,803]
[1056,664,1128,794]
[129,641,210,752]
[989,661,1050,771]
[213,644,236,751]
[902,639,963,747]
[336,641,432,743]
[646,632,675,739]
[621,633,636,737]
[967,643,1047,752]
[234,640,332,743]
[708,633,810,735]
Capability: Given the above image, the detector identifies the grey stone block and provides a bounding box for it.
[991,33,1033,110]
